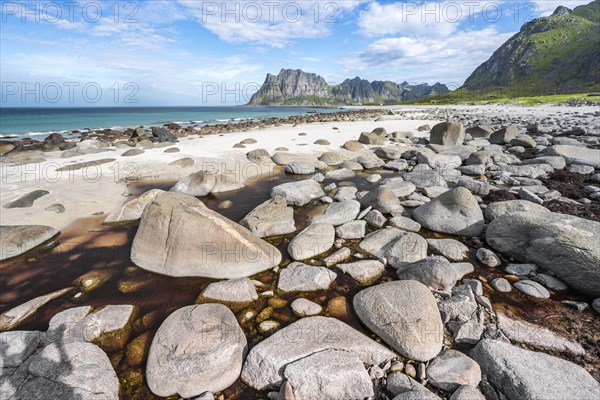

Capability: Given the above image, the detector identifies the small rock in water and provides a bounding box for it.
[513,279,550,298]
[506,263,537,275]
[258,320,280,333]
[490,278,512,292]
[476,248,501,267]
[291,298,322,317]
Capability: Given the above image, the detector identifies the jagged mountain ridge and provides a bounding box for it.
[462,0,600,95]
[247,69,449,105]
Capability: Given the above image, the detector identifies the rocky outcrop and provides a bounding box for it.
[248,69,449,105]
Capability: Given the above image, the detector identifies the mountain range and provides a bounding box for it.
[462,0,600,95]
[248,1,599,105]
[247,69,449,105]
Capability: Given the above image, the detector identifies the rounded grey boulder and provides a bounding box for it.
[412,187,485,237]
[353,280,443,362]
[146,304,247,397]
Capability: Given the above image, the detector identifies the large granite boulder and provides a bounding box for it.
[131,192,281,279]
[353,280,443,361]
[486,211,600,296]
[412,188,485,237]
[430,122,465,146]
[241,316,395,390]
[471,339,600,400]
[146,304,247,397]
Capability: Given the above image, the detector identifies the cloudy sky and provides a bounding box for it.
[0,0,593,106]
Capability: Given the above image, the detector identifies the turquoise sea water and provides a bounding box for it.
[0,106,343,140]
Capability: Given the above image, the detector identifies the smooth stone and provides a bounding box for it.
[412,187,485,237]
[288,223,335,261]
[430,121,465,146]
[532,273,567,291]
[335,220,366,239]
[506,263,537,275]
[239,196,296,238]
[353,280,443,362]
[471,339,600,400]
[0,288,72,331]
[359,187,402,213]
[3,190,49,209]
[131,192,281,279]
[363,209,387,227]
[326,168,356,179]
[544,145,600,168]
[427,239,468,261]
[121,148,144,157]
[513,280,550,298]
[44,203,65,213]
[387,372,429,396]
[0,225,59,261]
[285,161,316,175]
[490,278,511,292]
[311,200,360,226]
[389,216,421,232]
[323,247,351,267]
[334,186,358,201]
[439,285,478,323]
[337,260,384,285]
[450,385,485,400]
[476,248,501,267]
[240,316,395,390]
[427,349,481,392]
[283,349,374,400]
[396,256,459,292]
[319,151,343,166]
[104,189,164,223]
[404,170,448,189]
[277,262,336,292]
[198,278,258,305]
[290,298,322,317]
[496,312,584,356]
[170,171,217,196]
[271,180,325,206]
[483,200,549,221]
[146,304,247,397]
[168,157,195,167]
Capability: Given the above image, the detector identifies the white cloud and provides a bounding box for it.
[357,1,458,37]
[341,26,515,85]
[179,0,365,47]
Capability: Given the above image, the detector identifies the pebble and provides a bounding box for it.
[490,278,512,292]
[476,248,501,267]
[514,280,550,299]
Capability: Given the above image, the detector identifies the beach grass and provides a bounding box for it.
[402,91,599,106]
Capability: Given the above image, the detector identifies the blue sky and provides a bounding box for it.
[0,0,594,106]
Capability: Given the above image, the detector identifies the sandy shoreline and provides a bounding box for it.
[1,104,597,230]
